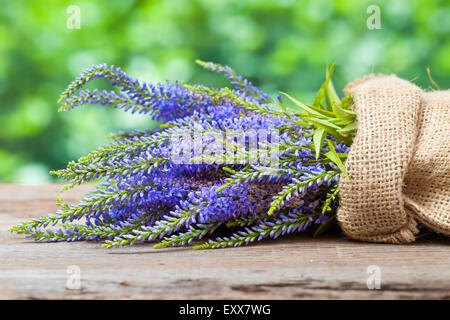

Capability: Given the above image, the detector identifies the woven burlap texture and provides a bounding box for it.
[337,74,450,243]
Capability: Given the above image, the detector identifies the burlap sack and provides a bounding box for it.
[337,74,450,243]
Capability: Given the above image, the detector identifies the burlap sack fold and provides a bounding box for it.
[337,74,450,243]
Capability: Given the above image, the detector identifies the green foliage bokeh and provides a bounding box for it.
[0,0,448,183]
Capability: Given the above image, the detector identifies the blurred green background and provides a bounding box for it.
[0,0,448,183]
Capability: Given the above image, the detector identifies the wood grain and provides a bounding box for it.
[0,183,449,299]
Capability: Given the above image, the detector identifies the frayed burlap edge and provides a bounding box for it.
[343,73,387,95]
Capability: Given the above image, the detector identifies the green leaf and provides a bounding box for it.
[326,76,340,106]
[279,92,334,118]
[307,103,336,118]
[313,63,335,110]
[337,120,358,134]
[291,118,312,127]
[305,118,342,141]
[340,94,353,109]
[305,117,341,130]
[332,101,356,121]
[324,140,349,180]
[329,118,353,127]
[313,128,326,160]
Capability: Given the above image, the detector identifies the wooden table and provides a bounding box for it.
[1,183,449,299]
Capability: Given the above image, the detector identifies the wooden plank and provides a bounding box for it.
[0,183,449,299]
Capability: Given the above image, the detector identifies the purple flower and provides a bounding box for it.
[11,61,346,249]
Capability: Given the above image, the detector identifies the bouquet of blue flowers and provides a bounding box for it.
[10,60,449,248]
